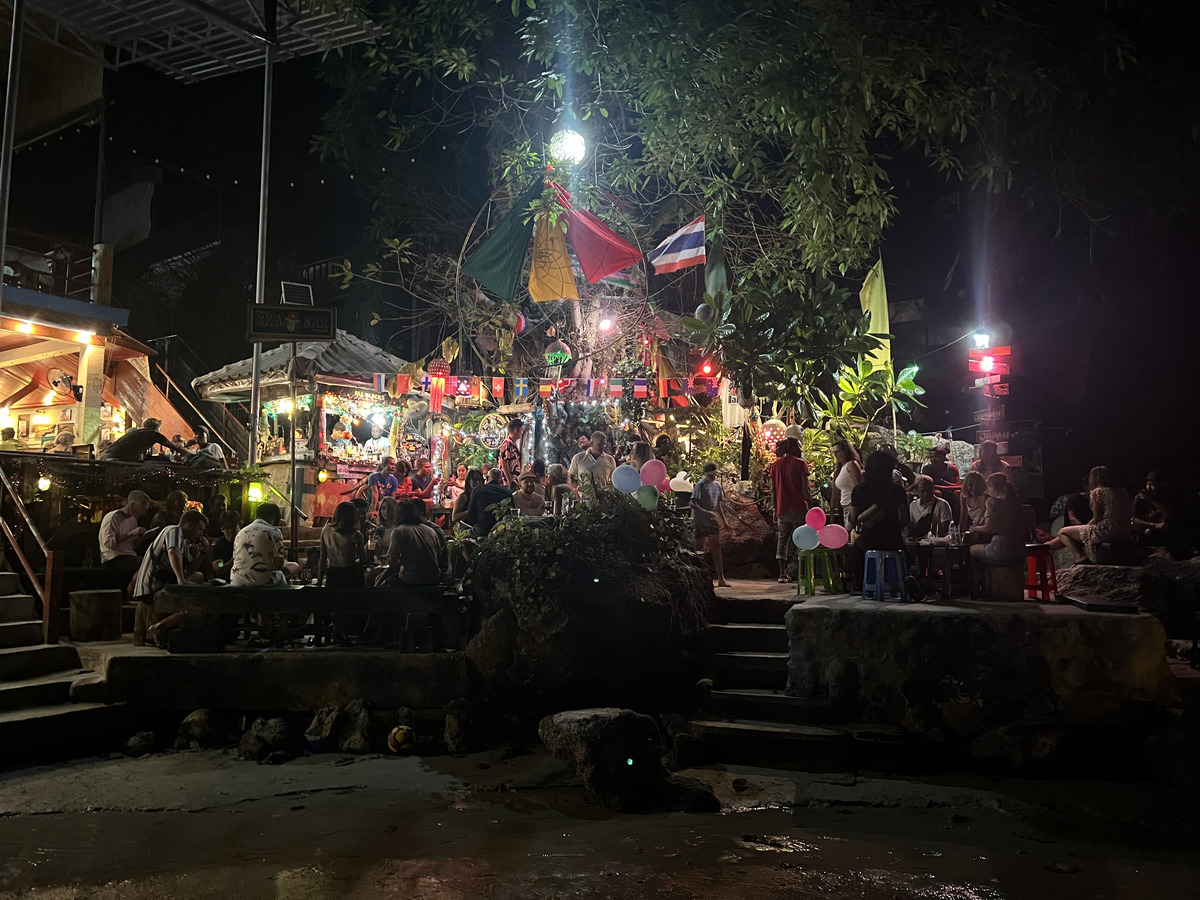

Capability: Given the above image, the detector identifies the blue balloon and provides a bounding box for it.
[612,464,641,494]
[792,524,820,550]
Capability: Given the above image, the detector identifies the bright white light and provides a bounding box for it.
[972,332,990,349]
[599,318,613,331]
[371,414,385,426]
[278,399,293,413]
[37,476,51,491]
[980,355,995,373]
[548,128,586,165]
[43,392,55,406]
[76,331,94,343]
[16,321,33,334]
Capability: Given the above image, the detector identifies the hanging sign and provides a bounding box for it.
[247,304,336,342]
[983,382,1009,398]
[973,405,1005,422]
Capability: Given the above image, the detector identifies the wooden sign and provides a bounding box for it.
[974,405,1005,422]
[247,304,336,342]
[1001,455,1023,467]
[973,375,1003,387]
[968,358,1010,375]
[978,427,1010,443]
[983,382,1010,398]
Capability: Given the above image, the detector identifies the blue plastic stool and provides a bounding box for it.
[798,548,844,597]
[861,550,908,601]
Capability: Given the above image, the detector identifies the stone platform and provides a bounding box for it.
[73,641,468,712]
[785,597,1179,765]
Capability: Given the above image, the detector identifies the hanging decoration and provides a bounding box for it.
[529,215,580,303]
[427,358,450,412]
[477,413,508,449]
[544,340,573,366]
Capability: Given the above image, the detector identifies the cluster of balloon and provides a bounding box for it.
[612,459,670,510]
[791,506,850,551]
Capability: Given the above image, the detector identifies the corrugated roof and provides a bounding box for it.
[193,329,409,401]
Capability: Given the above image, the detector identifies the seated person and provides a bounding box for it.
[47,431,76,454]
[132,509,210,647]
[230,502,302,587]
[186,428,226,468]
[968,473,1026,566]
[1043,466,1132,565]
[98,490,152,579]
[921,445,960,487]
[164,490,189,526]
[101,418,187,461]
[513,471,547,516]
[959,472,989,530]
[210,510,242,578]
[0,426,27,451]
[466,468,512,536]
[375,500,447,587]
[451,468,484,525]
[409,457,440,500]
[1132,470,1170,544]
[319,501,368,588]
[906,475,953,539]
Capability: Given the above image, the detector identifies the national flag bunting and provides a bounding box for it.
[538,379,553,398]
[556,379,575,394]
[609,378,624,398]
[491,377,506,399]
[647,216,705,274]
[394,375,411,395]
[633,378,648,398]
[372,373,388,393]
[444,376,459,395]
[420,376,431,392]
[585,379,597,398]
[514,377,530,398]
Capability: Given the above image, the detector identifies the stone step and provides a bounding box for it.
[0,620,43,649]
[0,594,37,623]
[0,672,76,711]
[0,644,81,682]
[0,702,132,765]
[703,651,789,691]
[707,596,798,625]
[706,687,834,724]
[703,623,788,653]
[0,572,22,595]
[686,716,850,769]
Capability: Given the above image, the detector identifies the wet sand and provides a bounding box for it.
[0,748,1196,898]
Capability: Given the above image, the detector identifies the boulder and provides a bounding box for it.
[121,731,160,757]
[718,491,774,568]
[539,708,667,810]
[238,717,305,763]
[785,598,1181,769]
[337,699,377,753]
[1056,559,1200,637]
[178,709,229,747]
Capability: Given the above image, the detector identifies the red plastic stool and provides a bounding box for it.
[1024,543,1059,602]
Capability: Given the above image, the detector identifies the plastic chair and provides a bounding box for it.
[1024,543,1059,602]
[861,549,908,601]
[798,548,843,597]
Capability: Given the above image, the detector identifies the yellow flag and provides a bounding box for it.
[528,215,579,303]
[859,258,890,371]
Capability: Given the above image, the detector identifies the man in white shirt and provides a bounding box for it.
[99,490,152,577]
[185,428,226,468]
[363,424,391,455]
[568,431,617,490]
[231,503,302,587]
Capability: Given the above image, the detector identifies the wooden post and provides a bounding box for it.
[42,549,62,644]
[77,340,106,449]
[91,243,113,306]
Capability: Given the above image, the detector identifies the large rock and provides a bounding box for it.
[1057,559,1200,637]
[785,598,1180,769]
[178,709,229,747]
[538,708,668,810]
[238,716,305,763]
[718,490,774,568]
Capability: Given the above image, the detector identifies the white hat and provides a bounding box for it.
[783,424,804,440]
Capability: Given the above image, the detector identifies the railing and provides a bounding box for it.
[0,466,61,644]
[155,363,247,462]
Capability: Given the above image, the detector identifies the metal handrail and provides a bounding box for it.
[0,464,62,643]
[0,518,43,602]
[155,363,242,456]
[0,465,48,554]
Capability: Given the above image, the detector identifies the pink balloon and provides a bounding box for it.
[640,459,668,486]
[805,506,827,530]
[818,523,849,550]
[658,479,670,494]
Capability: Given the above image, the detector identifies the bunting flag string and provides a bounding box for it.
[366,375,670,404]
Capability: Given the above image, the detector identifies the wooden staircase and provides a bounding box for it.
[686,589,907,769]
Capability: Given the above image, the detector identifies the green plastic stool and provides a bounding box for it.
[798,548,843,596]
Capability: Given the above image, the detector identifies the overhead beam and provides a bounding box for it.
[169,0,271,45]
[0,339,79,367]
[0,379,40,409]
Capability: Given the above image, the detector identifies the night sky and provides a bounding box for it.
[6,14,1200,505]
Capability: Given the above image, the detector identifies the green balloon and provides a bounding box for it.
[635,485,660,510]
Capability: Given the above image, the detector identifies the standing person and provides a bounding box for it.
[368,457,399,509]
[98,490,152,580]
[568,431,617,490]
[972,441,1011,479]
[1043,466,1133,564]
[497,419,525,488]
[231,503,302,587]
[318,501,368,588]
[363,423,391,455]
[830,440,863,527]
[205,493,228,537]
[629,441,654,471]
[546,463,570,515]
[691,462,731,588]
[101,418,187,461]
[849,450,911,587]
[769,438,812,583]
[452,468,484,525]
[466,468,512,536]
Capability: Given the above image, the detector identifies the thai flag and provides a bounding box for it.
[647,216,705,274]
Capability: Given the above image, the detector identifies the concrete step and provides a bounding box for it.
[0,644,81,682]
[703,623,787,653]
[707,595,798,625]
[703,651,789,691]
[0,620,43,649]
[0,672,76,711]
[686,716,850,768]
[0,572,23,595]
[0,593,37,623]
[0,702,133,765]
[706,687,834,724]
